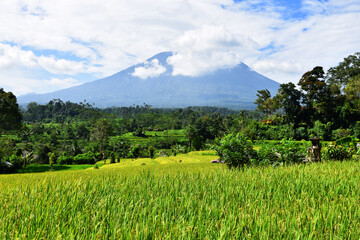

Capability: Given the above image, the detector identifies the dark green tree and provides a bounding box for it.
[298,66,334,124]
[0,88,22,133]
[91,118,112,154]
[327,52,360,86]
[274,83,301,126]
[254,89,276,115]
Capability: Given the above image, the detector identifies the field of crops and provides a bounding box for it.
[1,151,360,239]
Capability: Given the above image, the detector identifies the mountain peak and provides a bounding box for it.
[18,52,280,109]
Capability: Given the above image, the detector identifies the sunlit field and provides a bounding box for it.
[1,151,360,239]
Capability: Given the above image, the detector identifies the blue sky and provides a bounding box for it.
[0,0,359,96]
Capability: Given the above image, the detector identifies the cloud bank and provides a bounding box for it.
[132,59,166,79]
[0,0,359,95]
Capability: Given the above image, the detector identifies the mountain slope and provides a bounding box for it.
[18,52,280,109]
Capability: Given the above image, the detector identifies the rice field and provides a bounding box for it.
[1,151,360,239]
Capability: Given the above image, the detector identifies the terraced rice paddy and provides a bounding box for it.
[1,151,360,239]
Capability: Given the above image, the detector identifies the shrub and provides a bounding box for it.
[309,121,333,141]
[73,152,96,164]
[157,150,170,158]
[332,128,352,140]
[257,139,306,165]
[215,133,257,168]
[110,152,116,163]
[271,139,306,164]
[257,144,278,165]
[57,154,74,165]
[148,146,155,159]
[353,121,360,138]
[8,154,22,170]
[129,145,141,158]
[324,145,352,161]
[294,127,307,140]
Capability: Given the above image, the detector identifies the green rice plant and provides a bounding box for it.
[1,152,360,239]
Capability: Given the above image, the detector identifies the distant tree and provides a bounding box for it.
[343,75,360,102]
[327,52,360,86]
[274,83,301,126]
[254,89,276,115]
[298,66,335,123]
[91,118,112,153]
[0,88,22,133]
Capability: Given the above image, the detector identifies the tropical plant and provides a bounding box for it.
[215,133,257,168]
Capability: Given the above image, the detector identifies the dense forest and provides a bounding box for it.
[1,52,359,173]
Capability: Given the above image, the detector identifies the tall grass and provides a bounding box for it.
[1,153,360,239]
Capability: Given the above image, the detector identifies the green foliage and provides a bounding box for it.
[332,128,352,140]
[73,152,96,164]
[4,159,360,238]
[353,121,360,138]
[129,145,141,158]
[110,152,116,164]
[0,88,22,132]
[57,154,74,165]
[275,82,301,124]
[35,144,51,164]
[309,120,333,140]
[254,89,276,114]
[148,145,155,159]
[215,133,257,168]
[257,139,306,165]
[324,145,352,161]
[294,127,307,140]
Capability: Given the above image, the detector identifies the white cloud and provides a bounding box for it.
[167,25,258,76]
[38,56,84,75]
[0,69,81,95]
[0,43,38,68]
[0,43,85,75]
[0,0,359,93]
[251,60,305,74]
[132,59,166,79]
[43,77,81,88]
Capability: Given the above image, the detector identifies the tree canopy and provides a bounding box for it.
[0,88,22,132]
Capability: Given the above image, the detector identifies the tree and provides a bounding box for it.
[274,83,301,126]
[0,88,22,133]
[298,66,334,123]
[298,66,326,107]
[327,52,360,86]
[215,133,257,169]
[343,75,360,101]
[254,89,276,115]
[91,118,112,153]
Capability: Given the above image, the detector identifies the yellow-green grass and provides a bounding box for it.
[1,151,360,239]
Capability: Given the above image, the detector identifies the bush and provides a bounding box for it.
[352,121,360,138]
[148,146,155,159]
[215,133,257,168]
[73,152,96,164]
[129,145,141,158]
[257,139,306,165]
[294,127,307,140]
[57,154,74,165]
[309,121,333,141]
[8,154,22,170]
[332,128,352,140]
[110,152,116,163]
[324,145,352,161]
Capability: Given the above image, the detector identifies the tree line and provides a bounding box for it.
[255,52,360,140]
[1,52,359,173]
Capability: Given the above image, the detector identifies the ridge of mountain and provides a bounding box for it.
[18,52,280,109]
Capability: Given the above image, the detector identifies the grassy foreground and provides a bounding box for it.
[1,151,360,239]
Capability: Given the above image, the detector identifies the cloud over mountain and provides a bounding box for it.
[132,59,167,79]
[18,52,280,109]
